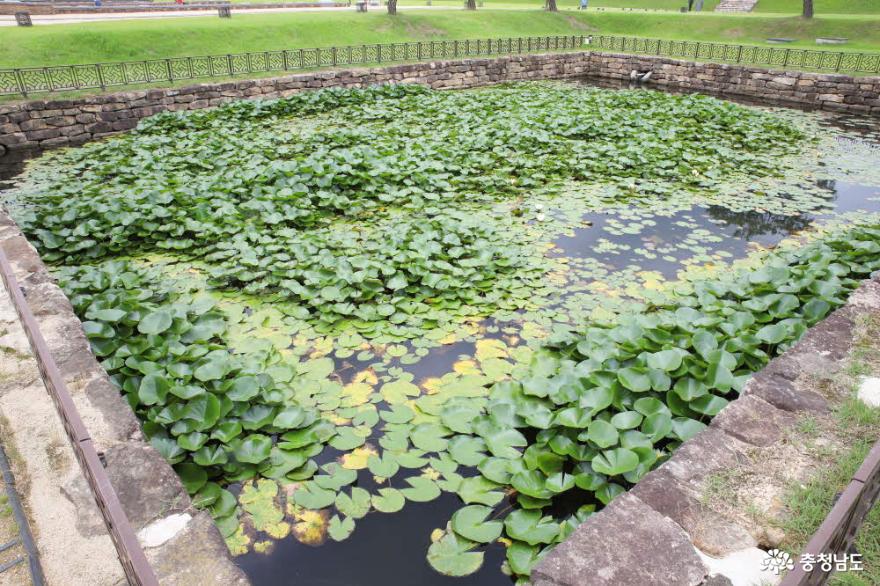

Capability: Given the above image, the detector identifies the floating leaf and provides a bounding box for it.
[451,505,503,544]
[372,488,405,513]
[427,529,483,577]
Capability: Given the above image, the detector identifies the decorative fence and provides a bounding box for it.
[591,35,880,74]
[2,34,879,98]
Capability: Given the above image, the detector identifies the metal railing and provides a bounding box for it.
[0,247,159,586]
[591,35,880,74]
[1,34,879,98]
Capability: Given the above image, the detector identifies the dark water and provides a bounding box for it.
[551,181,880,279]
[0,147,40,186]
[239,490,510,586]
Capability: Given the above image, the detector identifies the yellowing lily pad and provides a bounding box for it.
[239,479,290,539]
[340,444,378,470]
[290,507,330,546]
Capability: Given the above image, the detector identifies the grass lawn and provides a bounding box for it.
[3,10,880,68]
[754,0,880,15]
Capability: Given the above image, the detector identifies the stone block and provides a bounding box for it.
[631,468,757,557]
[742,371,828,413]
[710,395,796,447]
[532,493,707,586]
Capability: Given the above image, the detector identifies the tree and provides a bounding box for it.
[387,0,397,13]
[546,0,558,11]
[465,0,476,9]
[803,0,813,18]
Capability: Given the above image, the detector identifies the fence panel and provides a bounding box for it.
[1,34,878,97]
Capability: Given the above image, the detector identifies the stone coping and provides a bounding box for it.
[0,209,249,585]
[532,274,880,586]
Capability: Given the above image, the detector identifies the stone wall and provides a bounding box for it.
[1,51,878,152]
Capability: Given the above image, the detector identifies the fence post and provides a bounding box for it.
[96,64,106,89]
[454,40,459,58]
[186,57,193,79]
[783,48,790,68]
[316,48,322,68]
[166,59,173,81]
[418,41,423,61]
[332,46,337,67]
[227,54,234,76]
[300,49,305,68]
[736,44,743,63]
[377,44,382,63]
[44,67,53,92]
[14,69,27,98]
[835,51,843,71]
[283,50,290,71]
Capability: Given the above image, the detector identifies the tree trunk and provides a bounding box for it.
[387,0,397,13]
[803,0,813,18]
[546,0,557,11]
[465,0,476,10]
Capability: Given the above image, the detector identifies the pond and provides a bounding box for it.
[2,80,880,586]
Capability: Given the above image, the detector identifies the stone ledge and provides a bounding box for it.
[531,492,708,586]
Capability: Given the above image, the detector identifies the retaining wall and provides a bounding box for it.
[1,50,878,152]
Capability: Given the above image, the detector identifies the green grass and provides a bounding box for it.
[395,0,719,9]
[3,10,880,69]
[780,397,880,586]
[754,0,880,15]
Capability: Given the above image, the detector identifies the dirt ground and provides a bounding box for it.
[0,278,125,586]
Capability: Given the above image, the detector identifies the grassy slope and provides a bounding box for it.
[2,11,880,68]
[754,0,880,14]
[395,0,721,9]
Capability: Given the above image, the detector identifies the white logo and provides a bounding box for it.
[761,549,795,575]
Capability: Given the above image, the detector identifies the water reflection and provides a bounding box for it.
[553,179,880,279]
[238,490,510,586]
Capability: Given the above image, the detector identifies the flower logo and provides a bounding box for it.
[761,549,795,575]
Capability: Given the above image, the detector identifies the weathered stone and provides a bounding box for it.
[104,443,189,529]
[661,427,751,485]
[710,395,797,447]
[742,371,829,413]
[846,279,880,311]
[631,468,757,557]
[532,493,707,586]
[144,511,249,585]
[858,377,880,408]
